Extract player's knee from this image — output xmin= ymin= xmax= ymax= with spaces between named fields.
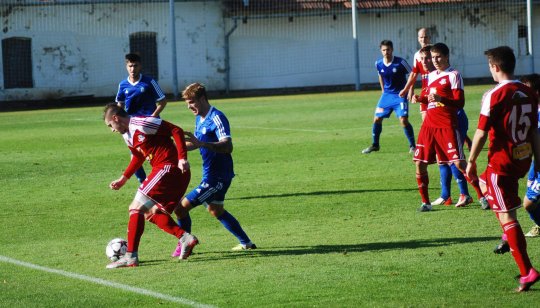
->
xmin=374 ymin=117 xmax=383 ymax=124
xmin=524 ymin=197 xmax=537 ymax=211
xmin=174 ymin=203 xmax=190 ymax=218
xmin=207 ymin=204 xmax=224 ymax=218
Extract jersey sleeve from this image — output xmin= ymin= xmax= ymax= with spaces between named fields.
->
xmin=477 ymin=91 xmax=493 ymax=131
xmin=115 ymin=82 xmax=125 ymax=103
xmin=212 ymin=113 xmax=231 ymax=141
xmin=401 ymin=59 xmax=412 ymax=74
xmin=159 ymin=120 xmax=188 ymax=160
xmin=150 ymin=79 xmax=166 ymax=102
xmin=123 ymin=147 xmax=145 ymax=179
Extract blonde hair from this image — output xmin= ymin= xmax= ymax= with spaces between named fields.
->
xmin=182 ymin=82 xmax=207 ymax=101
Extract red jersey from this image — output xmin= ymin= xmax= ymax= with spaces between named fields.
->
xmin=478 ymin=80 xmax=538 ymax=176
xmin=420 ymin=67 xmax=464 ymax=128
xmin=412 ymin=50 xmax=430 ymax=76
xmin=122 ymin=117 xmax=187 ymax=179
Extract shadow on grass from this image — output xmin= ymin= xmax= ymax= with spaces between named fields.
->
xmin=229 ymin=188 xmax=417 ymax=201
xmin=187 ymin=236 xmax=500 ymax=262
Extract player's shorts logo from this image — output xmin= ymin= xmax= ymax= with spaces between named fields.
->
xmin=202 ymin=127 xmax=207 ymax=134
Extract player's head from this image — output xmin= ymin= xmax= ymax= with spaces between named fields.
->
xmin=103 ymin=103 xmax=129 ymax=134
xmin=417 ymin=28 xmax=431 ymax=47
xmin=419 ymin=45 xmax=435 ymax=73
xmin=430 ymin=43 xmax=450 ymax=72
xmin=379 ymin=40 xmax=393 ymax=58
xmin=520 ymin=73 xmax=540 ymax=96
xmin=182 ymin=82 xmax=210 ymax=116
xmin=484 ymin=46 xmax=516 ymax=79
xmin=125 ymin=53 xmax=142 ymax=79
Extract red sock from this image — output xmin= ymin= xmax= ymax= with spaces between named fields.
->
xmin=416 ymin=172 xmax=429 ymax=204
xmin=127 ymin=209 xmax=145 ymax=253
xmin=147 ymin=210 xmax=186 ymax=238
xmin=503 ymin=221 xmax=532 ymax=276
xmin=465 ymin=175 xmax=484 ymax=199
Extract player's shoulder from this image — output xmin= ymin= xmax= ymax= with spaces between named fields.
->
xmin=130 ymin=116 xmax=162 ymax=134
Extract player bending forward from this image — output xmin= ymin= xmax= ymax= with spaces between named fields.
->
xmin=103 ymin=103 xmax=198 ymax=268
xmin=466 ymin=46 xmax=540 ymax=291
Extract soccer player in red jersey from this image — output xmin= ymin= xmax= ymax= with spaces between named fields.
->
xmin=466 ymin=46 xmax=540 ymax=291
xmin=400 ymin=28 xmax=431 ymax=102
xmin=412 ymin=43 xmax=483 ymax=212
xmin=103 ymin=103 xmax=199 ymax=268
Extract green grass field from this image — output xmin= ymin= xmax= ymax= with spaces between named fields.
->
xmin=2 ymin=85 xmax=540 ymax=307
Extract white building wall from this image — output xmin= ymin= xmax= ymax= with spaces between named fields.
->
xmin=0 ymin=3 xmax=539 ymax=101
xmin=0 ymin=2 xmax=225 ymax=101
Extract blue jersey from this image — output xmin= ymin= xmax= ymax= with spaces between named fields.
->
xmin=195 ymin=106 xmax=234 ymax=180
xmin=116 ymin=74 xmax=165 ymax=116
xmin=375 ymin=56 xmax=411 ymax=95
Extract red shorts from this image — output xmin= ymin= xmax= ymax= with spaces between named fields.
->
xmin=479 ymin=168 xmax=522 ymax=213
xmin=413 ymin=126 xmax=464 ymax=164
xmin=138 ymin=165 xmax=191 ymax=213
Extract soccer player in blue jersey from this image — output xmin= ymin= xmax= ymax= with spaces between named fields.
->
xmin=362 ymin=40 xmax=415 ymax=154
xmin=171 ymin=82 xmax=256 ymax=255
xmin=115 ymin=53 xmax=168 ymax=183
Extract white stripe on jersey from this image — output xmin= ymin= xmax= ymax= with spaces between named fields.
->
xmin=151 ymin=79 xmax=166 ymax=100
xmin=490 ymin=173 xmax=507 ymax=211
xmin=480 ymin=80 xmax=522 ymax=117
xmin=400 ymin=58 xmax=412 ymax=73
xmin=130 ymin=117 xmax=161 ymax=135
xmin=428 ymin=67 xmax=463 ymax=90
xmin=212 ymin=115 xmax=230 ymax=140
xmin=141 ymin=165 xmax=170 ymax=196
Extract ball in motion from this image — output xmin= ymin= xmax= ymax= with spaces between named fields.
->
xmin=105 ymin=238 xmax=127 ymax=261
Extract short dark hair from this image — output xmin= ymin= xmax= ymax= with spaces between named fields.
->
xmin=520 ymin=73 xmax=540 ymax=94
xmin=484 ymin=46 xmax=515 ymax=74
xmin=419 ymin=44 xmax=432 ymax=54
xmin=103 ymin=102 xmax=128 ymax=120
xmin=431 ymin=43 xmax=449 ymax=57
xmin=125 ymin=53 xmax=141 ymax=63
xmin=380 ymin=40 xmax=393 ymax=49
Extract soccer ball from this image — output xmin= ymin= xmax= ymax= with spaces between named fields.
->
xmin=105 ymin=238 xmax=127 ymax=261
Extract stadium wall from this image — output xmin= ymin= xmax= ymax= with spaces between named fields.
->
xmin=0 ymin=1 xmax=539 ymax=102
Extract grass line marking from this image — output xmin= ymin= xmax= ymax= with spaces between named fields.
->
xmin=0 ymin=255 xmax=215 ymax=308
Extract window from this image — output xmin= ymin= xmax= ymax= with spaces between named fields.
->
xmin=2 ymin=37 xmax=33 ymax=88
xmin=129 ymin=32 xmax=158 ymax=80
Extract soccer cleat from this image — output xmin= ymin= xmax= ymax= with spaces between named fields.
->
xmin=525 ymin=225 xmax=540 ymax=237
xmin=455 ymin=194 xmax=473 ymax=207
xmin=106 ymin=255 xmax=139 ymax=269
xmin=493 ymin=240 xmax=510 ymax=254
xmin=409 ymin=146 xmax=416 ymax=154
xmin=362 ymin=145 xmax=380 ymax=154
xmin=231 ymin=242 xmax=257 ymax=251
xmin=517 ymin=268 xmax=540 ymax=292
xmin=479 ymin=197 xmax=490 ymax=210
xmin=417 ymin=203 xmax=432 ymax=212
xmin=432 ymin=197 xmax=453 ymax=206
xmin=178 ymin=233 xmax=199 ymax=260
xmin=171 ymin=241 xmax=183 ymax=258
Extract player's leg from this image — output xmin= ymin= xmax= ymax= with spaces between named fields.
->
xmin=488 ymin=171 xmax=539 ymax=291
xmin=524 ymin=175 xmax=540 ymax=236
xmin=175 ymin=200 xmax=193 ymax=233
xmin=362 ymin=95 xmax=391 ymax=154
xmin=415 ymin=161 xmax=431 ymax=212
xmin=107 ymin=199 xmax=146 ymax=268
xmin=207 ymin=203 xmax=256 ymax=250
xmin=432 ymin=164 xmax=453 ymax=205
xmin=135 ymin=166 xmax=146 ymax=183
xmin=396 ymin=98 xmax=415 ymax=152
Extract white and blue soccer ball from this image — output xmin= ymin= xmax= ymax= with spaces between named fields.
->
xmin=105 ymin=238 xmax=127 ymax=261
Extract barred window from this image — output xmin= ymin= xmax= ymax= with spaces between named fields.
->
xmin=129 ymin=32 xmax=159 ymax=80
xmin=2 ymin=37 xmax=33 ymax=89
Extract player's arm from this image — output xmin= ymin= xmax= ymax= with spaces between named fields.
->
xmin=430 ymin=89 xmax=464 ymax=109
xmin=466 ymin=127 xmax=488 ymax=181
xmin=160 ymin=120 xmax=190 ymax=172
xmin=151 ymin=98 xmax=168 ymax=117
xmin=378 ymin=75 xmax=384 ymax=92
xmin=184 ymin=131 xmax=233 ymax=154
xmin=110 ymin=148 xmax=145 ymax=190
xmin=531 ymin=128 xmax=540 ymax=172
xmin=399 ymin=71 xmax=418 ymax=98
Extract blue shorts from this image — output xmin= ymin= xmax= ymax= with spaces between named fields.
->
xmin=526 ymin=177 xmax=540 ymax=203
xmin=185 ymin=178 xmax=232 ymax=207
xmin=375 ymin=93 xmax=408 ymax=118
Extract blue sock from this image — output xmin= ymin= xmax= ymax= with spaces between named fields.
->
xmin=439 ymin=164 xmax=451 ymax=200
xmin=403 ymin=123 xmax=415 ymax=148
xmin=177 ymin=214 xmax=192 ymax=233
xmin=217 ymin=210 xmax=251 ymax=245
xmin=135 ymin=167 xmax=146 ymax=184
xmin=451 ymin=164 xmax=469 ymax=196
xmin=372 ymin=122 xmax=382 ymax=147
xmin=528 ymin=205 xmax=540 ymax=226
